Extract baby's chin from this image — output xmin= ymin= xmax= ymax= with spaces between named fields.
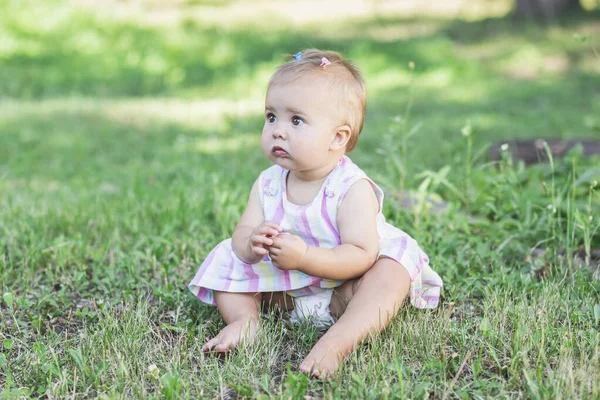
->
xmin=264 ymin=149 xmax=294 ymax=165
xmin=265 ymin=153 xmax=291 ymax=167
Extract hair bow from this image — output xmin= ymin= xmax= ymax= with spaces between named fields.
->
xmin=319 ymin=57 xmax=331 ymax=68
xmin=293 ymin=52 xmax=302 ymax=60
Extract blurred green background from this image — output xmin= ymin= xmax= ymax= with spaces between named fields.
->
xmin=1 ymin=0 xmax=599 ymax=182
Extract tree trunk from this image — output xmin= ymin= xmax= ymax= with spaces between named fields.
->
xmin=514 ymin=0 xmax=581 ymax=18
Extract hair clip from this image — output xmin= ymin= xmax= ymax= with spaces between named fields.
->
xmin=320 ymin=57 xmax=331 ymax=69
xmin=293 ymin=52 xmax=302 ymax=60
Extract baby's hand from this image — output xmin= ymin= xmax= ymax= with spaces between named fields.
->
xmin=248 ymin=221 xmax=282 ymax=258
xmin=269 ymin=233 xmax=307 ymax=271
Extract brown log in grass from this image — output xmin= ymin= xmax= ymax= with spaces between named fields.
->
xmin=488 ymin=138 xmax=600 ymax=165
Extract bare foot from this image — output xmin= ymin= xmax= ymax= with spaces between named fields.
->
xmin=202 ymin=317 xmax=259 ymax=353
xmin=299 ymin=338 xmax=348 ymax=379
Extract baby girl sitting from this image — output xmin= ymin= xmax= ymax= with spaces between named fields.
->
xmin=189 ymin=49 xmax=443 ymax=378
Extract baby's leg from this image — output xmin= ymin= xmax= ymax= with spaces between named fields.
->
xmin=203 ymin=291 xmax=294 ymax=352
xmin=202 ymin=291 xmax=262 ymax=352
xmin=299 ymin=258 xmax=410 ymax=378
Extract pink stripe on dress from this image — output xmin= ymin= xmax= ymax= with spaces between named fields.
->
xmin=300 ymin=210 xmax=320 ymax=247
xmin=196 ymin=287 xmax=210 ymax=301
xmin=221 ymin=257 xmax=235 ymax=291
xmin=284 ymin=271 xmax=291 ymax=289
xmin=190 ymin=246 xmax=217 ymax=284
xmin=420 ymin=295 xmax=440 ymax=303
xmin=392 ymin=236 xmax=408 ymax=260
xmin=337 ymin=176 xmax=356 ymax=207
xmin=242 ymin=262 xmax=260 ymax=292
xmin=272 ymin=199 xmax=285 ymax=225
xmin=263 ymin=178 xmax=272 ymax=190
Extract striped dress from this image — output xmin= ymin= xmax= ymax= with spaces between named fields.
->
xmin=189 ymin=156 xmax=443 ymax=308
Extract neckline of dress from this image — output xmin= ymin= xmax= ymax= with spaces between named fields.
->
xmin=281 ymin=156 xmax=347 ymax=209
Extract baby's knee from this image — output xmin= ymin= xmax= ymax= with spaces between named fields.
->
xmin=367 ymin=258 xmax=410 ymax=291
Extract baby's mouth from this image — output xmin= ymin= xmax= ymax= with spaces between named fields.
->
xmin=272 ymin=146 xmax=289 ymax=157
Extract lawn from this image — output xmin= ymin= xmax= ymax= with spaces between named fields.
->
xmin=1 ymin=0 xmax=599 ymax=398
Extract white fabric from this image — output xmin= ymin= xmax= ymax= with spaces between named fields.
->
xmin=289 ymin=289 xmax=335 ymax=329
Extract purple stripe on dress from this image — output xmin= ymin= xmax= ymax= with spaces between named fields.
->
xmin=338 ymin=176 xmax=362 ymax=207
xmin=393 ymin=236 xmax=408 ymax=261
xmin=242 ymin=262 xmax=260 ymax=292
xmin=389 ymin=236 xmax=420 ymax=281
xmin=221 ymin=257 xmax=235 ymax=291
xmin=196 ymin=287 xmax=211 ymax=301
xmin=263 ymin=179 xmax=272 ymax=192
xmin=417 ymin=249 xmax=429 ymax=265
xmin=300 ymin=210 xmax=320 ymax=247
xmin=321 ymin=191 xmax=341 ymax=245
xmin=272 ymin=199 xmax=285 ymax=225
xmin=420 ymin=295 xmax=440 ymax=302
xmin=422 ymin=279 xmax=442 ymax=287
xmin=284 ymin=271 xmax=291 ymax=289
xmin=410 ymin=269 xmax=420 ymax=281
xmin=190 ymin=246 xmax=217 ymax=284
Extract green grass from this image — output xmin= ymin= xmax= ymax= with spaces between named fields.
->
xmin=1 ymin=1 xmax=599 ymax=398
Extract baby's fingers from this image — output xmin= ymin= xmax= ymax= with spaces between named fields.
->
xmin=256 ymin=225 xmax=281 ymax=237
xmin=250 ymin=234 xmax=274 ymax=247
xmin=251 ymin=246 xmax=268 ymax=256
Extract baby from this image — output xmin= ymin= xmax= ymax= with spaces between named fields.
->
xmin=189 ymin=49 xmax=443 ymax=378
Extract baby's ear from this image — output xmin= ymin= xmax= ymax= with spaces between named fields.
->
xmin=330 ymin=125 xmax=352 ymax=151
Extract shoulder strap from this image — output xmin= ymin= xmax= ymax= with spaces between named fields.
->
xmin=333 ymin=157 xmax=384 ymax=212
xmin=257 ymin=165 xmax=286 ymax=221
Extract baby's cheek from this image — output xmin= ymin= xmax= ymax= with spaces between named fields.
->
xmin=260 ymin=136 xmax=269 ymax=151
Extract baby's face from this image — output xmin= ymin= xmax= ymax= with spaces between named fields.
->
xmin=262 ymin=78 xmax=341 ymax=172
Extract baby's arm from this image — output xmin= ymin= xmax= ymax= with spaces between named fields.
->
xmin=232 ymin=179 xmax=281 ymax=264
xmin=270 ymin=179 xmax=379 ymax=280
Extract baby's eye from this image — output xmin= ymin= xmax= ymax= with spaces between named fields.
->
xmin=291 ymin=116 xmax=304 ymax=126
xmin=266 ymin=113 xmax=276 ymax=123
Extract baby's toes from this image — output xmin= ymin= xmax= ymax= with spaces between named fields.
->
xmin=312 ymin=367 xmax=327 ymax=380
xmin=300 ymin=358 xmax=331 ymax=379
xmin=215 ymin=339 xmax=233 ymax=353
xmin=202 ymin=337 xmax=220 ymax=352
xmin=299 ymin=359 xmax=316 ymax=375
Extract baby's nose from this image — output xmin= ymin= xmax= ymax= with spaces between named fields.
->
xmin=273 ymin=128 xmax=286 ymax=139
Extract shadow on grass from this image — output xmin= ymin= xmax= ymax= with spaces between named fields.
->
xmin=0 ymin=109 xmax=268 ymax=186
xmin=1 ymin=6 xmax=598 ymax=98
xmin=2 ymin=69 xmax=598 ymax=188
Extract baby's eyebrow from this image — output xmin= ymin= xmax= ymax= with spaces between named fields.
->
xmin=264 ymin=105 xmax=306 ymax=116
xmin=285 ymin=107 xmax=306 ymax=115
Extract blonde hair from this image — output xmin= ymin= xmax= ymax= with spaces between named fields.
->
xmin=268 ymin=49 xmax=367 ymax=153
